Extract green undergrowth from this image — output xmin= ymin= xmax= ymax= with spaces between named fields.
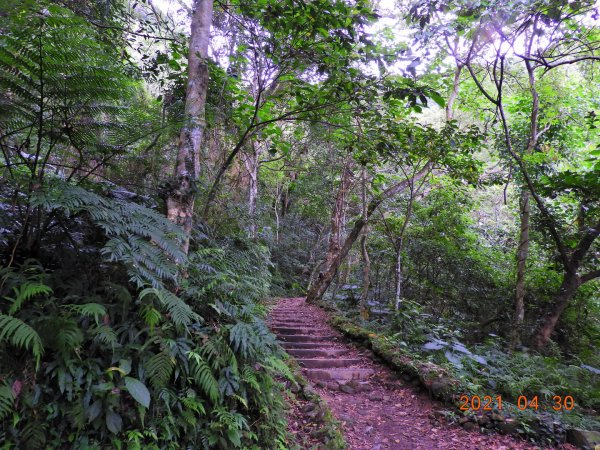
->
xmin=319 ymin=299 xmax=600 ymax=446
xmin=0 ymin=179 xmax=293 ymax=449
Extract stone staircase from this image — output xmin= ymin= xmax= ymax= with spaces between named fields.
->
xmin=268 ymin=299 xmax=374 ymax=384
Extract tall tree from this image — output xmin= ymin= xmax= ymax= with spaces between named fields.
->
xmin=444 ymin=0 xmax=600 ymax=349
xmin=166 ymin=0 xmax=214 ymax=253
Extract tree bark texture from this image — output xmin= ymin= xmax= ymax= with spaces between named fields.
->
xmin=533 ymin=218 xmax=600 ymax=349
xmin=166 ymin=0 xmax=213 ymax=254
xmin=306 ymin=160 xmax=353 ymax=301
xmin=533 ymin=273 xmax=580 ymax=350
xmin=306 ymin=163 xmax=431 ymax=304
xmin=359 ymin=167 xmax=370 ymax=319
xmin=510 ymin=43 xmax=540 ymax=349
xmin=510 ymin=188 xmax=530 ymax=349
xmin=243 ymin=141 xmax=260 ymax=238
xmin=393 ymin=237 xmax=404 ymax=311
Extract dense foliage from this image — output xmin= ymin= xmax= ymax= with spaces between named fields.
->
xmin=0 ymin=0 xmax=599 ymax=447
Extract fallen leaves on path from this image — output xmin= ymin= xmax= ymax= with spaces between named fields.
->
xmin=271 ymin=298 xmax=578 ymax=450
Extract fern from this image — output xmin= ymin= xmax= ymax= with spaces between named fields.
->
xmin=7 ymin=282 xmax=52 ymax=315
xmin=21 ymin=420 xmax=46 ymax=449
xmin=64 ymin=303 xmax=107 ymax=324
xmin=139 ymin=288 xmax=200 ymax=328
xmin=0 ymin=383 xmax=15 ymax=420
xmin=30 ymin=180 xmax=186 ymax=289
xmin=228 ymin=322 xmax=259 ymax=359
xmin=201 ymin=335 xmax=238 ymax=373
xmin=188 ymin=351 xmax=220 ymax=404
xmin=0 ymin=314 xmax=43 ymax=367
xmin=145 ymin=351 xmax=175 ymax=389
xmin=262 ymin=356 xmax=296 ymax=383
xmin=89 ymin=324 xmax=117 ymax=346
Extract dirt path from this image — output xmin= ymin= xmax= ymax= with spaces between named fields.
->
xmin=269 ymin=297 xmax=549 ymax=450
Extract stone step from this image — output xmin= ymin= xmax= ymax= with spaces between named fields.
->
xmin=277 ymin=334 xmax=337 ymax=343
xmin=281 ymin=342 xmax=335 ymax=349
xmin=269 ymin=315 xmax=304 ymax=320
xmin=297 ymin=358 xmax=362 ymax=369
xmin=286 ymin=348 xmax=349 ymax=358
xmin=269 ymin=325 xmax=315 ymax=330
xmin=304 ymin=367 xmax=375 ymax=382
xmin=269 ymin=319 xmax=305 ymax=324
xmin=271 ymin=326 xmax=323 ymax=335
xmin=269 ymin=323 xmax=316 ymax=329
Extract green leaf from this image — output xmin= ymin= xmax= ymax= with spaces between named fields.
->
xmin=428 ymin=91 xmax=446 ymax=108
xmin=119 ymin=359 xmax=132 ymax=376
xmin=86 ymin=400 xmax=103 ymax=422
xmin=124 ymin=377 xmax=151 ymax=408
xmin=105 ymin=410 xmax=122 ymax=434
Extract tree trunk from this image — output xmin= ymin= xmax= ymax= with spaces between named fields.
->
xmin=510 ymin=188 xmax=530 ymax=349
xmin=359 ymin=167 xmax=370 ymax=319
xmin=244 ymin=141 xmax=259 ymax=238
xmin=166 ymin=0 xmax=213 ymax=254
xmin=393 ymin=238 xmax=403 ymax=310
xmin=446 ymin=64 xmax=462 ymax=122
xmin=533 ymin=272 xmax=580 ymax=350
xmin=306 ymin=161 xmax=353 ymax=301
xmin=306 ymin=163 xmax=431 ymax=304
xmin=510 ymin=48 xmax=539 ymax=348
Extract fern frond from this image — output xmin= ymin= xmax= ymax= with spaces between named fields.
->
xmin=89 ymin=324 xmax=117 ymax=346
xmin=30 ymin=179 xmax=186 ymax=290
xmin=188 ymin=351 xmax=219 ymax=404
xmin=139 ymin=288 xmax=200 ymax=328
xmin=0 ymin=383 xmax=15 ymax=420
xmin=64 ymin=303 xmax=107 ymax=323
xmin=201 ymin=335 xmax=238 ymax=373
xmin=228 ymin=322 xmax=258 ymax=359
xmin=262 ymin=356 xmax=296 ymax=383
xmin=0 ymin=314 xmax=43 ymax=367
xmin=21 ymin=420 xmax=46 ymax=449
xmin=7 ymin=282 xmax=52 ymax=315
xmin=144 ymin=351 xmax=175 ymax=389
xmin=37 ymin=317 xmax=83 ymax=356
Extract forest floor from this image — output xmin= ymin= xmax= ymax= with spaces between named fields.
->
xmin=270 ymin=297 xmax=576 ymax=450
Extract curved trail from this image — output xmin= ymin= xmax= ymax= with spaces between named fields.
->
xmin=269 ymin=298 xmax=544 ymax=450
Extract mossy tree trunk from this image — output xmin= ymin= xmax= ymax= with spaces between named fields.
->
xmin=166 ymin=0 xmax=213 ymax=254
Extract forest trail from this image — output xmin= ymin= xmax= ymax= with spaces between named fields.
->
xmin=268 ymin=298 xmax=541 ymax=450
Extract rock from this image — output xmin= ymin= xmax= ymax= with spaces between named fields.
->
xmin=463 ymin=421 xmax=479 ymax=432
xmin=326 ymin=381 xmax=340 ymax=390
xmin=459 ymin=416 xmax=471 ymax=425
xmin=290 ymin=382 xmax=300 ymax=393
xmin=401 ymin=373 xmax=413 ymax=382
xmin=365 ymin=425 xmax=374 ymax=435
xmin=430 ymin=409 xmax=450 ymax=421
xmin=369 ymin=393 xmax=384 ymax=402
xmin=347 ymin=380 xmax=361 ymax=391
xmin=477 ymin=415 xmax=491 ymax=426
xmin=315 ymin=381 xmax=327 ymax=388
xmin=497 ymin=419 xmax=519 ymax=435
xmin=358 ymin=381 xmax=372 ymax=392
xmin=490 ymin=412 xmax=504 ymax=422
xmin=383 ymin=395 xmax=391 ymax=402
xmin=370 ymin=444 xmax=382 ymax=450
xmin=430 ymin=377 xmax=454 ymax=401
xmin=309 ymin=428 xmax=327 ymax=439
xmin=339 ymin=384 xmax=355 ymax=394
xmin=303 ymin=385 xmax=316 ymax=397
xmin=302 ymin=403 xmax=317 ymax=413
xmin=410 ymin=378 xmax=422 ymax=388
xmin=567 ymin=429 xmax=600 ymax=448
xmin=306 ymin=408 xmax=320 ymax=419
